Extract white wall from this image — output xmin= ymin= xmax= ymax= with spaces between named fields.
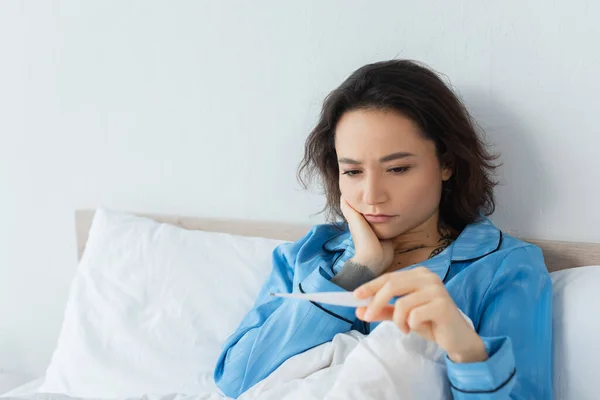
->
xmin=1 ymin=0 xmax=599 ymax=377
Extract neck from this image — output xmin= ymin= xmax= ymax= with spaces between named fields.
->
xmin=391 ymin=211 xmax=445 ymax=253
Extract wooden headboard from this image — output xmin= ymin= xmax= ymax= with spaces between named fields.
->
xmin=75 ymin=210 xmax=600 ymax=273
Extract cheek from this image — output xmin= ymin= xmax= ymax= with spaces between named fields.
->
xmin=393 ymin=170 xmax=443 ymax=210
xmin=338 ymin=179 xmax=359 ymax=200
xmin=408 ymin=176 xmax=442 ymax=202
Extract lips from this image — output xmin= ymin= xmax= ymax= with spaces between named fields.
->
xmin=363 ymin=214 xmax=395 ymax=223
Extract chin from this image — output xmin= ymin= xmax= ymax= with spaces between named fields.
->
xmin=370 ymin=223 xmax=404 ymax=240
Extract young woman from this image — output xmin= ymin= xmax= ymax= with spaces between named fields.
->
xmin=214 ymin=60 xmax=552 ymax=399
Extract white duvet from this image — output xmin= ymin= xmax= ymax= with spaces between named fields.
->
xmin=3 ymin=320 xmax=455 ymax=400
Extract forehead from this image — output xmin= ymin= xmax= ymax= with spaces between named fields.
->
xmin=334 ymin=109 xmax=432 ymax=155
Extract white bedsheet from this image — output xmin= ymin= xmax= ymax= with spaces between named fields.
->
xmin=2 ymin=318 xmax=456 ymax=400
xmin=239 ymin=321 xmax=450 ymax=400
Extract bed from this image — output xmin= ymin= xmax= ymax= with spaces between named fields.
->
xmin=2 ymin=209 xmax=600 ymax=400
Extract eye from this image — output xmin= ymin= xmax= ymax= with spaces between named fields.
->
xmin=342 ymin=170 xmax=361 ymax=177
xmin=388 ymin=166 xmax=410 ymax=174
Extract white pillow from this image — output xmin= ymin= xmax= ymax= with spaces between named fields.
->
xmin=40 ymin=208 xmax=287 ymax=398
xmin=551 ymin=265 xmax=600 ymax=400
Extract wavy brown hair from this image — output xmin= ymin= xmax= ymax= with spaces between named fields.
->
xmin=297 ymin=59 xmax=499 ymax=233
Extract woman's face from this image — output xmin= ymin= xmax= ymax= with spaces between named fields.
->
xmin=335 ymin=109 xmax=452 ymax=240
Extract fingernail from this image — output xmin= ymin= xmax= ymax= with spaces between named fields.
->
xmin=363 ymin=309 xmax=373 ymax=321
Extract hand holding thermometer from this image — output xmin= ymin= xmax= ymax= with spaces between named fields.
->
xmin=270 ymin=291 xmax=400 ymax=308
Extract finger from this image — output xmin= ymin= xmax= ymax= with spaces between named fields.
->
xmin=356 ymin=305 xmax=394 ymax=321
xmin=392 ymin=287 xmax=438 ymax=333
xmin=362 ymin=281 xmax=401 ymax=321
xmin=411 ymin=321 xmax=434 ymax=342
xmin=362 ymin=269 xmax=441 ymax=321
xmin=355 ymin=266 xmax=437 ymax=299
xmin=340 ymin=197 xmax=360 ymax=223
xmin=339 ymin=197 xmax=351 ymax=219
xmin=353 ymin=273 xmax=389 ymax=299
xmin=340 ymin=199 xmax=379 ymax=245
xmin=407 ymin=298 xmax=445 ymax=330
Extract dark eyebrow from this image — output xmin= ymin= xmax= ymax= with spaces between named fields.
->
xmin=338 ymin=152 xmax=416 ymax=165
xmin=379 ymin=152 xmax=416 ymax=162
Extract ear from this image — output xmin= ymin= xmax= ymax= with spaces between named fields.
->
xmin=441 ymin=165 xmax=453 ymax=182
xmin=440 ymin=153 xmax=453 ymax=182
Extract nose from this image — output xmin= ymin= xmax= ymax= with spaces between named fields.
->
xmin=363 ymin=173 xmax=388 ymax=206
